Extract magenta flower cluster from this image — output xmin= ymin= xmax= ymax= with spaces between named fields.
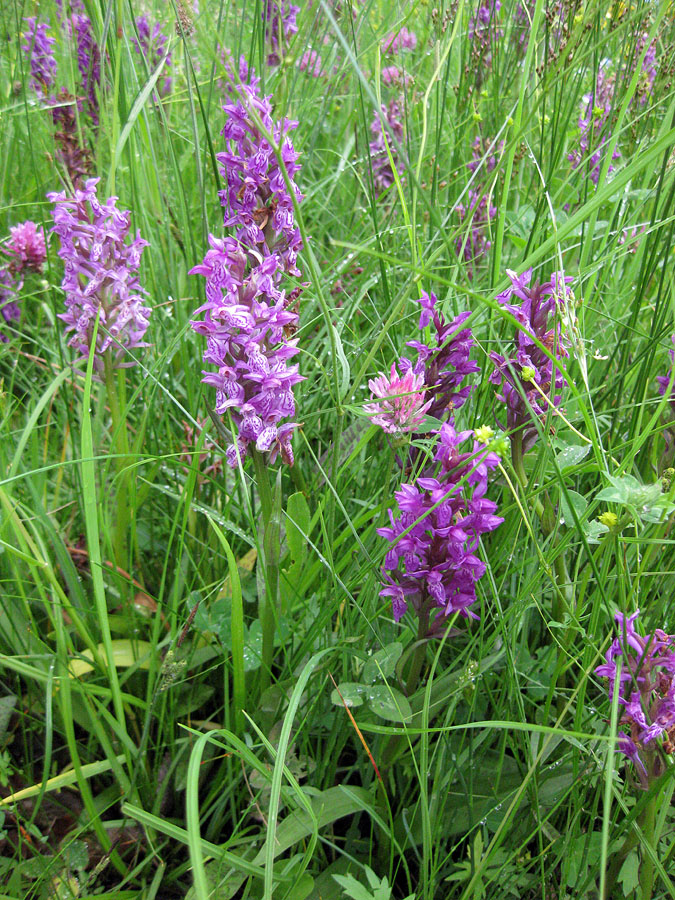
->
xmin=378 ymin=423 xmax=503 ymax=625
xmin=0 ymin=221 xmax=47 ymax=341
xmin=190 ymin=60 xmax=304 ymax=467
xmin=489 ymin=268 xmax=572 ymax=451
xmin=595 ymin=610 xmax=675 ymax=788
xmin=48 ymin=178 xmax=151 ymax=370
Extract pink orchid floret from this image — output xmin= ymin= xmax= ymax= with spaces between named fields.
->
xmin=365 ymin=363 xmax=432 ymax=435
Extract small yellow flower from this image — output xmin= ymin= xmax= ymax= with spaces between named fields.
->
xmin=521 ymin=366 xmax=536 ymax=383
xmin=475 ymin=424 xmax=495 ymax=443
xmin=598 ymin=511 xmax=619 ymax=527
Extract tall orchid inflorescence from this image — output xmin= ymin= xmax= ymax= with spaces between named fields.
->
xmin=22 ymin=18 xmax=57 ymax=94
xmin=72 ymin=13 xmax=101 ymax=122
xmin=369 ymin=292 xmax=502 ymax=630
xmin=132 ymin=15 xmax=172 ymax=96
xmin=490 ymin=268 xmax=572 ymax=453
xmin=369 ymin=99 xmax=405 ymax=196
xmin=264 ymin=1 xmax=299 ymax=66
xmin=595 ymin=610 xmax=675 ymax=789
xmin=378 ymin=423 xmax=503 ymax=628
xmin=468 ymin=0 xmax=503 ymax=86
xmin=22 ymin=13 xmax=98 ymax=184
xmin=568 ymin=64 xmax=621 ymax=186
xmin=48 ymin=178 xmax=151 ymax=370
xmin=190 ymin=60 xmax=305 ymax=467
xmin=456 ymin=137 xmax=500 ymax=273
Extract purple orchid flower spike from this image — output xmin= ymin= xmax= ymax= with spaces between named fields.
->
xmin=489 ymin=268 xmax=573 ymax=452
xmin=48 ymin=178 xmax=151 ymax=370
xmin=595 ymin=609 xmax=675 ymax=788
xmin=190 ymin=58 xmax=306 ymax=467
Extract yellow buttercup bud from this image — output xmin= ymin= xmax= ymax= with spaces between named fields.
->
xmin=475 ymin=425 xmax=495 ymax=443
xmin=598 ymin=511 xmax=619 ymax=527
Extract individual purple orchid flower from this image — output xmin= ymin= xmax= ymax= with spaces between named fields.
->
xmin=595 ymin=610 xmax=675 ymax=788
xmin=378 ymin=423 xmax=502 ymax=626
xmin=48 ymin=178 xmax=151 ymax=370
xmin=489 ymin=268 xmax=572 ymax=452
xmin=22 ymin=18 xmax=57 ymax=95
xmin=190 ymin=59 xmax=306 ymax=467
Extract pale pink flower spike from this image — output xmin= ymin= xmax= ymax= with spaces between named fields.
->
xmin=365 ymin=363 xmax=432 ymax=435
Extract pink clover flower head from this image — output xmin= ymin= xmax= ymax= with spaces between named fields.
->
xmin=381 ymin=65 xmax=413 ymax=87
xmin=377 ymin=425 xmax=502 ymax=624
xmin=5 ymin=221 xmax=47 ymax=274
xmin=22 ymin=18 xmax=57 ymax=95
xmin=365 ymin=363 xmax=432 ymax=435
xmin=48 ymin=178 xmax=151 ymax=371
xmin=489 ymin=268 xmax=572 ymax=452
xmin=298 ymin=49 xmax=324 ymax=77
xmin=382 ymin=26 xmax=417 ymax=55
xmin=595 ymin=610 xmax=675 ymax=787
xmin=191 ymin=60 xmax=306 ymax=468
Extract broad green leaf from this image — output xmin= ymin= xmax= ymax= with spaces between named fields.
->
xmin=362 ymin=643 xmax=403 ymax=684
xmin=366 ymin=686 xmax=412 ymax=723
xmin=559 ymin=490 xmax=587 ymax=527
xmin=331 ymin=683 xmax=365 ymax=708
xmin=555 ymin=443 xmax=591 ymax=470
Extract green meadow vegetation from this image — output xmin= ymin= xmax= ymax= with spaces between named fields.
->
xmin=2 ymin=0 xmax=675 ymax=897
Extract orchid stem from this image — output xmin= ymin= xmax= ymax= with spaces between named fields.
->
xmin=252 ymin=449 xmax=278 ymax=695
